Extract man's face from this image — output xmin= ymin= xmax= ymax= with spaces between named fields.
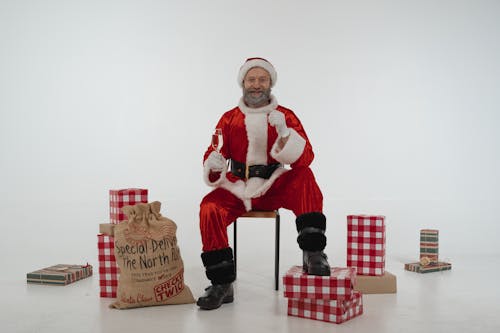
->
xmin=243 ymin=67 xmax=272 ymax=108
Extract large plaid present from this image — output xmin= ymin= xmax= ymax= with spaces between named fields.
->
xmin=98 ymin=234 xmax=119 ymax=298
xmin=287 ymin=291 xmax=363 ymax=324
xmin=347 ymin=215 xmax=385 ymax=276
xmin=283 ymin=266 xmax=356 ymax=301
xmin=109 ymin=188 xmax=148 ymax=224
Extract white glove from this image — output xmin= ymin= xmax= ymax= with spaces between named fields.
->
xmin=205 ymin=151 xmax=226 ymax=172
xmin=268 ymin=110 xmax=290 ymax=138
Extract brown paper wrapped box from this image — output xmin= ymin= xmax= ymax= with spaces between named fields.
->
xmin=99 ymin=223 xmax=115 ymax=236
xmin=353 ymin=271 xmax=397 ymax=294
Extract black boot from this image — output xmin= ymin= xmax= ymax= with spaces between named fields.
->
xmin=197 ymin=248 xmax=236 ymax=310
xmin=197 ymin=283 xmax=234 ymax=310
xmin=303 ymin=251 xmax=330 ymax=276
xmin=296 ymin=212 xmax=331 ymax=276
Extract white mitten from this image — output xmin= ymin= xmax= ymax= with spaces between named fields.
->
xmin=268 ymin=110 xmax=290 ymax=138
xmin=205 ymin=151 xmax=226 ymax=172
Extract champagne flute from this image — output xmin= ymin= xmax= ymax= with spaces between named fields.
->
xmin=211 ymin=128 xmax=223 ymax=153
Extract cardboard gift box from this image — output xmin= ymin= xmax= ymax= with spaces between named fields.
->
xmin=27 ymin=264 xmax=93 ymax=285
xmin=404 ymin=262 xmax=452 ymax=273
xmin=347 ymin=214 xmax=386 ymax=276
xmin=98 ymin=234 xmax=119 ymax=297
xmin=287 ymin=291 xmax=363 ymax=324
xmin=109 ymin=188 xmax=148 ymax=224
xmin=354 ymin=271 xmax=397 ymax=294
xmin=283 ymin=266 xmax=356 ymax=301
xmin=99 ymin=223 xmax=115 ymax=237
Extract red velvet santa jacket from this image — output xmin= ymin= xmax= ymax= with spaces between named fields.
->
xmin=203 ymin=95 xmax=315 ymax=211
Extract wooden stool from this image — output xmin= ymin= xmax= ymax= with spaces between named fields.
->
xmin=233 ymin=210 xmax=280 ymax=290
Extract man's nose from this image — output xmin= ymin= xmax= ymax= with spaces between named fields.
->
xmin=251 ymin=81 xmax=261 ymax=89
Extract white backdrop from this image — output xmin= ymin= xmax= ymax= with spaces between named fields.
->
xmin=1 ymin=0 xmax=499 ymax=278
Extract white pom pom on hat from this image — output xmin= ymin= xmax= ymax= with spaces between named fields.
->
xmin=237 ymin=57 xmax=277 ymax=88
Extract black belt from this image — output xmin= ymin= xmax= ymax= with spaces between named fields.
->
xmin=230 ymin=160 xmax=281 ymax=180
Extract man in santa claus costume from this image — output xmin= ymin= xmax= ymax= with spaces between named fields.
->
xmin=197 ymin=58 xmax=330 ymax=310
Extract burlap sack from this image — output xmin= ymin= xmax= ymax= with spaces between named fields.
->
xmin=111 ymin=201 xmax=195 ymax=309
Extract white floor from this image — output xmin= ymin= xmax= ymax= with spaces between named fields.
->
xmin=2 ymin=253 xmax=499 ymax=333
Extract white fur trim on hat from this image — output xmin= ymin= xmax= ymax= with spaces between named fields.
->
xmin=238 ymin=57 xmax=277 ymax=88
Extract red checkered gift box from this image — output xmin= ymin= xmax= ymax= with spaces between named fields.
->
xmin=287 ymin=291 xmax=363 ymax=324
xmin=347 ymin=215 xmax=386 ymax=276
xmin=283 ymin=266 xmax=356 ymax=301
xmin=109 ymin=188 xmax=148 ymax=224
xmin=98 ymin=234 xmax=119 ymax=298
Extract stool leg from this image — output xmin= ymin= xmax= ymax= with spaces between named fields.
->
xmin=275 ymin=212 xmax=280 ymax=291
xmin=233 ymin=219 xmax=237 ymax=279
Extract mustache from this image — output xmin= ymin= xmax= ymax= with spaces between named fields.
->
xmin=244 ymin=87 xmax=271 ymax=94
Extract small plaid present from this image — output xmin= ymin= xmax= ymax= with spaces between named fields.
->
xmin=347 ymin=215 xmax=385 ymax=276
xmin=109 ymin=188 xmax=148 ymax=224
xmin=287 ymin=291 xmax=363 ymax=324
xmin=420 ymin=229 xmax=439 ymax=264
xmin=98 ymin=234 xmax=119 ymax=298
xmin=283 ymin=266 xmax=356 ymax=301
xmin=27 ymin=264 xmax=93 ymax=285
xmin=405 ymin=262 xmax=451 ymax=273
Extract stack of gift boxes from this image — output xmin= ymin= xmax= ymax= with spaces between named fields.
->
xmin=283 ymin=266 xmax=362 ymax=324
xmin=404 ymin=229 xmax=452 ymax=273
xmin=282 ymin=214 xmax=397 ymax=324
xmin=347 ymin=215 xmax=397 ymax=294
xmin=97 ymin=188 xmax=148 ymax=298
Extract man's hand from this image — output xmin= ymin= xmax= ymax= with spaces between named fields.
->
xmin=205 ymin=151 xmax=226 ymax=172
xmin=268 ymin=110 xmax=290 ymax=138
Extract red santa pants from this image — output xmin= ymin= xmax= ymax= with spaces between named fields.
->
xmin=199 ymin=167 xmax=323 ymax=252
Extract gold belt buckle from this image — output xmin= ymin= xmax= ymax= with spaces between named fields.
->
xmin=245 ymin=164 xmax=250 ymax=179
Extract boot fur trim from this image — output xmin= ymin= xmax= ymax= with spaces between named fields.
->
xmin=296 ymin=212 xmax=326 ymax=232
xmin=201 ymin=247 xmax=233 ymax=267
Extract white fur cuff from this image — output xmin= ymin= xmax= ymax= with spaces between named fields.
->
xmin=270 ymin=128 xmax=306 ymax=164
xmin=203 ymin=162 xmax=227 ymax=187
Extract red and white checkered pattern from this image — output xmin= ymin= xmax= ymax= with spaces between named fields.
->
xmin=283 ymin=266 xmax=356 ymax=301
xmin=109 ymin=188 xmax=148 ymax=224
xmin=98 ymin=234 xmax=119 ymax=298
xmin=287 ymin=291 xmax=363 ymax=324
xmin=347 ymin=215 xmax=386 ymax=276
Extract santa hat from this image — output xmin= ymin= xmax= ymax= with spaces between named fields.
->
xmin=237 ymin=57 xmax=277 ymax=88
